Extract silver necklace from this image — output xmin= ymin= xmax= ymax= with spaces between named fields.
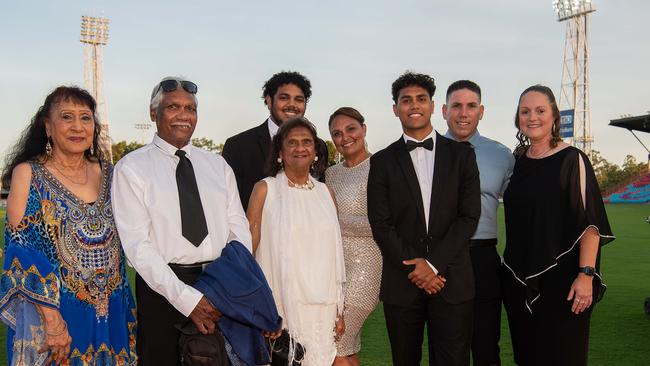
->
xmin=287 ymin=177 xmax=315 ymax=190
xmin=527 ymin=145 xmax=553 ymax=159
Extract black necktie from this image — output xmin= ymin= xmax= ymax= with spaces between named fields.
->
xmin=175 ymin=150 xmax=208 ymax=247
xmin=406 ymin=138 xmax=434 ymax=152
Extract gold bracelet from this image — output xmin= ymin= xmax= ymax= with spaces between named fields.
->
xmin=45 ymin=320 xmax=67 ymax=337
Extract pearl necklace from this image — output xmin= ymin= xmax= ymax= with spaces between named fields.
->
xmin=287 ymin=177 xmax=315 ymax=190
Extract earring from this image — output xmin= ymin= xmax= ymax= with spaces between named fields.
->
xmin=90 ymin=144 xmax=95 ymax=156
xmin=314 ymin=156 xmax=318 ymax=162
xmin=277 ymin=157 xmax=283 ymax=169
xmin=45 ymin=138 xmax=53 ymax=157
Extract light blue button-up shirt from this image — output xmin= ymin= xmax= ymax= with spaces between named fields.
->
xmin=445 ymin=130 xmax=515 ymax=240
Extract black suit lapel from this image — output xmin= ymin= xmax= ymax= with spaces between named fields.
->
xmin=394 ymin=139 xmax=427 ymax=230
xmin=255 ymin=121 xmax=272 ymax=160
xmin=428 ymin=133 xmax=449 ymax=232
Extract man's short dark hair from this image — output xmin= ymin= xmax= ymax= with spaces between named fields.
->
xmin=391 ymin=72 xmax=436 ymax=103
xmin=262 ymin=71 xmax=312 ymax=102
xmin=446 ymin=80 xmax=482 ymax=103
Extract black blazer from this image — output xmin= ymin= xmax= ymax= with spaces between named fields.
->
xmin=367 ymin=133 xmax=481 ymax=305
xmin=222 ymin=121 xmax=328 ymax=210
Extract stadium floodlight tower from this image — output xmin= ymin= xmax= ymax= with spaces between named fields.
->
xmin=134 ymin=122 xmax=152 ymax=144
xmin=553 ymin=0 xmax=596 ymax=156
xmin=80 ymin=15 xmax=112 ymax=161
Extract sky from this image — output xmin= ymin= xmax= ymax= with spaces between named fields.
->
xmin=1 ymin=0 xmax=649 ymax=165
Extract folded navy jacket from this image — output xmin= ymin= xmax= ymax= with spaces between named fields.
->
xmin=193 ymin=241 xmax=282 ymax=366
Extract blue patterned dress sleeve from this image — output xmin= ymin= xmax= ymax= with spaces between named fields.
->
xmin=0 ymin=162 xmax=137 ymax=366
xmin=1 ymin=179 xmax=58 ymax=366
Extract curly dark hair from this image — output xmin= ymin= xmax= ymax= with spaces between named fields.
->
xmin=391 ymin=71 xmax=436 ymax=103
xmin=513 ymin=84 xmax=562 ymax=157
xmin=266 ymin=117 xmax=327 ymax=178
xmin=446 ymin=80 xmax=481 ymax=102
xmin=262 ymin=71 xmax=312 ymax=103
xmin=1 ymin=86 xmax=104 ymax=188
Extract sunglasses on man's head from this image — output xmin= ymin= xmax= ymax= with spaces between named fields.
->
xmin=158 ymin=79 xmax=198 ymax=95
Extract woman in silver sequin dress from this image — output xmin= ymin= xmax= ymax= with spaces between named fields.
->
xmin=326 ymin=107 xmax=382 ymax=366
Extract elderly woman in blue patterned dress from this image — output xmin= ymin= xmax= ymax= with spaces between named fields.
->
xmin=326 ymin=107 xmax=382 ymax=366
xmin=0 ymin=86 xmax=137 ymax=366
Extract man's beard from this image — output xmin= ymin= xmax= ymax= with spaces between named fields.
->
xmin=270 ymin=103 xmax=303 ymax=126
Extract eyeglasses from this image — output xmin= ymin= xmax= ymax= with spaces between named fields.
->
xmin=155 ymin=79 xmax=198 ymax=96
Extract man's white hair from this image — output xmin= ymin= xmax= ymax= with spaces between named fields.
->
xmin=150 ymin=76 xmax=198 ymax=110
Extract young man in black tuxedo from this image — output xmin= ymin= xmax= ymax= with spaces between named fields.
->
xmin=222 ymin=71 xmax=327 ymax=210
xmin=367 ymin=72 xmax=481 ymax=366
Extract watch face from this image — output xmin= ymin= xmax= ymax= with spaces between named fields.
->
xmin=581 ymin=266 xmax=595 ymax=276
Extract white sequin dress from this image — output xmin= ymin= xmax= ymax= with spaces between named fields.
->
xmin=326 ymin=158 xmax=382 ymax=356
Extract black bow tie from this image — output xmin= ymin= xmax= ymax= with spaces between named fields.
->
xmin=406 ymin=138 xmax=434 ymax=152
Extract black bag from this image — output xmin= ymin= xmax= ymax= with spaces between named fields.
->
xmin=268 ymin=329 xmax=306 ymax=366
xmin=176 ymin=321 xmax=229 ymax=366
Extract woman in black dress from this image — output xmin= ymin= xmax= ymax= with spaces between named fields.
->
xmin=502 ymin=85 xmax=615 ymax=366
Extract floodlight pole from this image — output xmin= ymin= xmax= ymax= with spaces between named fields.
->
xmin=80 ymin=15 xmax=112 ymax=162
xmin=134 ymin=123 xmax=152 ymax=145
xmin=554 ymin=0 xmax=595 ymax=157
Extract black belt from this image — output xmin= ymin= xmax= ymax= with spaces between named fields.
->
xmin=169 ymin=261 xmax=211 ymax=276
xmin=469 ymin=238 xmax=497 ymax=248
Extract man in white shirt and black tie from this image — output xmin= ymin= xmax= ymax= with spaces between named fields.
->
xmin=112 ymin=77 xmax=252 ymax=365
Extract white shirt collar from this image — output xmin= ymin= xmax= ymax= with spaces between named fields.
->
xmin=403 ymin=130 xmax=437 ymax=144
xmin=444 ymin=129 xmax=481 ymax=145
xmin=267 ymin=118 xmax=280 ymax=139
xmin=152 ymin=133 xmax=193 ymax=157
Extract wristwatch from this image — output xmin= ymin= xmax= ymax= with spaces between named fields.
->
xmin=578 ymin=266 xmax=596 ymax=276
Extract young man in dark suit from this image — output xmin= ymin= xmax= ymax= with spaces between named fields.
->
xmin=367 ymin=71 xmax=481 ymax=366
xmin=222 ymin=71 xmax=327 ymax=210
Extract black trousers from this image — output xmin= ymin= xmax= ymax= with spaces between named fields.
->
xmin=502 ymin=251 xmax=594 ymax=366
xmin=136 ymin=267 xmax=202 ymax=366
xmin=384 ymin=295 xmax=473 ymax=366
xmin=470 ymin=243 xmax=502 ymax=366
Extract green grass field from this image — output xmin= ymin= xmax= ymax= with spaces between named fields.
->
xmin=1 ymin=204 xmax=649 ymax=365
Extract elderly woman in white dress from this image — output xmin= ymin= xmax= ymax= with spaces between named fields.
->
xmin=247 ymin=117 xmax=346 ymax=366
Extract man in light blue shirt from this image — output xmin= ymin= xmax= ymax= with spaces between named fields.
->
xmin=443 ymin=80 xmax=515 ymax=366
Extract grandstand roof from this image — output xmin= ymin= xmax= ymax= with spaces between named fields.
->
xmin=610 ymin=114 xmax=650 ymax=134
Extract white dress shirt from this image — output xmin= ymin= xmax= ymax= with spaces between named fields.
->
xmin=403 ymin=130 xmax=438 ymax=274
xmin=403 ymin=131 xmax=436 ymax=229
xmin=112 ymin=134 xmax=252 ymax=316
xmin=267 ymin=118 xmax=280 ymax=140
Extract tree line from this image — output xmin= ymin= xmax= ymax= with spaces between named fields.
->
xmin=591 ymin=150 xmax=648 ymax=195
xmin=111 ymin=139 xmax=340 ymax=166
xmin=112 ymin=141 xmax=646 ymax=196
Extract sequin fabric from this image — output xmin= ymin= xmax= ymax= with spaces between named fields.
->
xmin=35 ymin=163 xmax=123 ymax=319
xmin=326 ymin=158 xmax=382 ymax=356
